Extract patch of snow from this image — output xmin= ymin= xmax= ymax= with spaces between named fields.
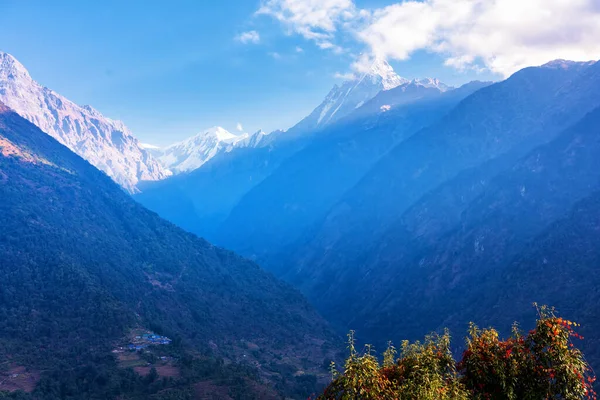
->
xmin=411 ymin=78 xmax=453 ymax=92
xmin=140 ymin=143 xmax=161 ymax=150
xmin=234 ymin=129 xmax=276 ymax=149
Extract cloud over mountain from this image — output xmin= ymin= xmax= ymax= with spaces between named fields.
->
xmin=258 ymin=0 xmax=600 ymax=76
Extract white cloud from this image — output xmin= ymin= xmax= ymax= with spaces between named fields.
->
xmin=351 ymin=53 xmax=379 ymax=74
xmin=236 ymin=30 xmax=261 ymax=44
xmin=236 ymin=122 xmax=244 ymax=132
xmin=333 ymin=71 xmax=355 ymax=80
xmin=317 ymin=41 xmax=345 ymax=54
xmin=295 ymin=46 xmax=304 ymax=53
xmin=359 ymin=0 xmax=600 ymax=76
xmin=268 ymin=52 xmax=282 ymax=60
xmin=257 ymin=0 xmax=600 ymax=77
xmin=357 ymin=2 xmax=440 ymax=61
xmin=257 ymin=0 xmax=357 ymax=50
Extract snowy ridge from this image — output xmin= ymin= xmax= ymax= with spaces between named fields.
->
xmin=234 ymin=129 xmax=276 ymax=149
xmin=157 ymin=127 xmax=248 ymax=174
xmin=357 ymin=57 xmax=406 ymax=90
xmin=411 ymin=78 xmax=452 ymax=92
xmin=290 ymin=59 xmax=458 ymax=136
xmin=0 ymin=52 xmax=170 ymax=193
xmin=156 ymin=127 xmax=279 ymax=174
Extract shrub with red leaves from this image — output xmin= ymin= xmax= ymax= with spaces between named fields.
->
xmin=318 ymin=305 xmax=596 ymax=400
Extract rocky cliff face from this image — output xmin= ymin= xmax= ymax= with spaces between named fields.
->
xmin=0 ymin=52 xmax=171 ymax=193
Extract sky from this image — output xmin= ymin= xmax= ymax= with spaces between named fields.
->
xmin=1 ymin=0 xmax=599 ymax=146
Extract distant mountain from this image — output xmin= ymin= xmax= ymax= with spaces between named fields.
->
xmin=341 ymin=78 xmax=464 ymax=122
xmin=146 ymin=60 xmax=408 ymax=179
xmin=0 ymin=100 xmax=337 ymax=398
xmin=329 ymin=106 xmax=600 ymax=366
xmin=136 ymin=136 xmax=303 ymax=240
xmin=410 ymin=77 xmax=452 ymax=92
xmin=213 ymin=80 xmax=488 ymax=263
xmin=154 ymin=128 xmax=278 ymax=175
xmin=234 ymin=128 xmax=277 ymax=149
xmin=135 ymin=60 xmax=455 ymax=253
xmin=339 ymin=106 xmax=600 ymax=348
xmin=156 ymin=126 xmax=248 ymax=174
xmin=277 ymin=60 xmax=600 ymax=348
xmin=0 ymin=51 xmax=170 ymax=193
xmin=289 ymin=58 xmax=408 ymax=135
xmin=136 ymin=77 xmax=458 ymax=247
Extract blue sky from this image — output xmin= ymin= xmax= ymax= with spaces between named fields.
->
xmin=1 ymin=0 xmax=598 ymax=146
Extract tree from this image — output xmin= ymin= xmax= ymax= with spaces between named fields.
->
xmin=318 ymin=306 xmax=596 ymax=400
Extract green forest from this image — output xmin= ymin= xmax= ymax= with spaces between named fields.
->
xmin=0 ymin=102 xmax=335 ymax=398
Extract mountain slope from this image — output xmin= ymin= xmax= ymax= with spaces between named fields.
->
xmin=0 ymin=101 xmax=337 ymax=398
xmin=215 ymin=81 xmax=489 ymax=263
xmin=0 ymin=51 xmax=170 ymax=193
xmin=482 ymin=188 xmax=600 ymax=365
xmin=283 ymin=60 xmax=600 ymax=309
xmin=333 ymin=106 xmax=600 ymax=348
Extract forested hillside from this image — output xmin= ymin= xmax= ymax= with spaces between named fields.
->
xmin=321 ymin=106 xmax=600 ymax=353
xmin=0 ymin=101 xmax=338 ymax=399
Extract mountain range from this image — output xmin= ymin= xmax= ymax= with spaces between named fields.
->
xmin=135 ymin=59 xmax=457 ymax=241
xmin=151 ymin=127 xmax=275 ymax=174
xmin=210 ymin=80 xmax=489 ymax=261
xmin=142 ymin=58 xmax=417 ymax=179
xmin=0 ymin=52 xmax=449 ymax=199
xmin=274 ymin=60 xmax=600 ymax=340
xmin=136 ymin=58 xmax=600 ymax=372
xmin=0 ymin=51 xmax=281 ymax=194
xmin=3 ymin=46 xmax=600 ymax=399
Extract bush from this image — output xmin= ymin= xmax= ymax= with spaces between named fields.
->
xmin=318 ymin=305 xmax=596 ymax=400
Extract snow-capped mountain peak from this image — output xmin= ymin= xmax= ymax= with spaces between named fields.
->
xmin=363 ymin=58 xmax=408 ymax=90
xmin=0 ymin=51 xmax=171 ymax=193
xmin=158 ymin=127 xmax=250 ymax=174
xmin=411 ymin=77 xmax=452 ymax=92
xmin=0 ymin=52 xmax=31 ymax=81
xmin=199 ymin=126 xmax=241 ymax=143
xmin=291 ymin=58 xmax=409 ymax=132
xmin=154 ymin=127 xmax=282 ymax=174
